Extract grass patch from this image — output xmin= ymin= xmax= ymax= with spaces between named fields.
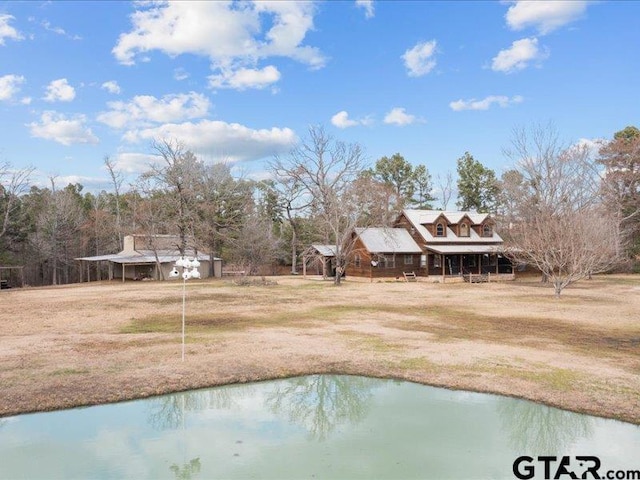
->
xmin=120 ymin=310 xmax=319 ymax=334
xmin=471 ymin=361 xmax=585 ymax=392
xmin=337 ymin=330 xmax=404 ymax=353
xmin=387 ymin=306 xmax=640 ymax=361
xmin=52 ymin=368 xmax=90 ymax=376
xmin=396 ymin=356 xmax=439 ymax=372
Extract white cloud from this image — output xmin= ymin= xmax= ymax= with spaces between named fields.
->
xmin=0 ymin=74 xmax=25 ymax=102
xmin=40 ymin=20 xmax=81 ymax=40
xmin=113 ymin=2 xmax=325 ymax=89
xmin=28 ymin=111 xmax=99 ymax=146
xmin=111 ymin=152 xmax=156 ymax=174
xmin=491 ymin=37 xmax=548 ymax=73
xmin=0 ymin=14 xmax=23 ymax=45
xmin=209 ymin=65 xmax=281 ymax=90
xmin=122 ymin=119 xmax=296 ymax=163
xmin=356 ymin=0 xmax=375 ymax=19
xmin=174 ymin=68 xmax=189 ymax=81
xmin=101 ymin=81 xmax=121 ymax=95
xmin=43 ymin=78 xmax=76 ymax=102
xmin=97 ymin=92 xmax=210 ymax=129
xmin=402 ymin=40 xmax=437 ymax=77
xmin=574 ymin=137 xmax=603 ymax=157
xmin=449 ymin=95 xmax=524 ymax=111
xmin=331 ymin=110 xmax=371 ymax=129
xmin=384 ymin=107 xmax=419 ymax=126
xmin=506 ymin=1 xmax=588 ymax=35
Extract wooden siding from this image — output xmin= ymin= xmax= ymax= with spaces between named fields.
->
xmin=346 ymin=236 xmax=424 ymax=279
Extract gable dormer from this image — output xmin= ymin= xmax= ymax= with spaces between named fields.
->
xmin=430 ymin=213 xmax=449 ymax=237
xmin=456 ymin=214 xmax=473 ymax=237
xmin=480 ymin=218 xmax=495 ymax=237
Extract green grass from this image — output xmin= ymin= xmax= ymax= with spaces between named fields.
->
xmin=51 ymin=368 xmax=90 ymax=376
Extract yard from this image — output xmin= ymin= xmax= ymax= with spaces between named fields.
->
xmin=0 ymin=275 xmax=639 ymax=424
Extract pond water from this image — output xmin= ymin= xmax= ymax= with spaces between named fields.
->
xmin=0 ymin=375 xmax=638 ymax=479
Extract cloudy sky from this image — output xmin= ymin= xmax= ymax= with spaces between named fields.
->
xmin=1 ymin=1 xmax=638 ymax=189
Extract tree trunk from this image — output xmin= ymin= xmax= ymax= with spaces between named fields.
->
xmin=554 ymin=281 xmax=563 ymax=298
xmin=290 ymin=228 xmax=298 ymax=274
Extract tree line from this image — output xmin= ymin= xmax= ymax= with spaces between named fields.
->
xmin=1 ymin=124 xmax=638 ymax=294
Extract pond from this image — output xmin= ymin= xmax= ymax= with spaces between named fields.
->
xmin=0 ymin=375 xmax=638 ymax=479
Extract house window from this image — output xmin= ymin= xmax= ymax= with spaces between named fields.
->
xmin=482 ymin=224 xmax=493 ymax=237
xmin=354 ymin=254 xmax=361 ymax=268
xmin=436 ymin=223 xmax=445 ymax=236
xmin=382 ymin=256 xmax=395 ymax=269
xmin=404 ymin=255 xmax=413 ymax=265
xmin=420 ymin=255 xmax=427 ymax=267
xmin=433 ymin=255 xmax=441 ymax=268
xmin=460 ymin=223 xmax=470 ymax=237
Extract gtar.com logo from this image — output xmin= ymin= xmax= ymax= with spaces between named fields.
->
xmin=513 ymin=456 xmax=640 ymax=480
xmin=513 ymin=456 xmax=601 ymax=479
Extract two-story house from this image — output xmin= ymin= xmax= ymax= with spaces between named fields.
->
xmin=341 ymin=209 xmax=513 ymax=281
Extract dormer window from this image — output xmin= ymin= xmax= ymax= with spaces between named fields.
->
xmin=436 ymin=222 xmax=445 ymax=237
xmin=460 ymin=223 xmax=470 ymax=237
xmin=482 ymin=224 xmax=493 ymax=237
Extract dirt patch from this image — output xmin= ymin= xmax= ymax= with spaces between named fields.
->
xmin=0 ymin=275 xmax=639 ymax=424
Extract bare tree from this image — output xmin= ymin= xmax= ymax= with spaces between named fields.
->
xmin=502 ymin=124 xmax=623 ymax=297
xmin=195 ymin=162 xmax=254 ymax=269
xmin=350 ymin=172 xmax=399 ymax=226
xmin=435 ymin=171 xmax=454 ymax=211
xmin=271 ymin=126 xmax=366 ymax=285
xmin=141 ymin=139 xmax=205 ymax=254
xmin=269 ymin=175 xmax=310 ymax=274
xmin=1 ymin=161 xmax=34 ymax=239
xmin=230 ymin=212 xmax=282 ymax=275
xmin=31 ymin=178 xmax=85 ymax=285
xmin=104 ymin=156 xmax=125 ymax=250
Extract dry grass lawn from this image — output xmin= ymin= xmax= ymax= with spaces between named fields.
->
xmin=1 ymin=274 xmax=639 ymax=424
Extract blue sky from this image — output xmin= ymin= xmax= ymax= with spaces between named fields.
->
xmin=1 ymin=0 xmax=639 ymax=191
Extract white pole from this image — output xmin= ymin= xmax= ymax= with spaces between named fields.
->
xmin=182 ymin=277 xmax=186 ymax=362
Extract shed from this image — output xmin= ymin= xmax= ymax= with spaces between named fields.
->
xmin=76 ymin=235 xmax=222 ymax=282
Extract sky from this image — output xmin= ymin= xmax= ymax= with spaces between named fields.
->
xmin=1 ymin=0 xmax=639 ymax=192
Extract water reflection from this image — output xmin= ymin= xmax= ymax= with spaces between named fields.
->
xmin=497 ymin=398 xmax=593 ymax=453
xmin=170 ymin=457 xmax=201 ymax=480
xmin=0 ymin=376 xmax=636 ymax=480
xmin=264 ymin=375 xmax=377 ymax=440
xmin=148 ymin=385 xmax=254 ymax=430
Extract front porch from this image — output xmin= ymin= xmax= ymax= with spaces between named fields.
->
xmin=425 ymin=249 xmax=514 ymax=282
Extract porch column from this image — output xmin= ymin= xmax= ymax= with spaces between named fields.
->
xmin=478 ymin=255 xmax=482 ymax=274
xmin=79 ymin=261 xmax=83 ymax=283
xmin=122 ymin=264 xmax=125 ymax=282
xmin=302 ymin=256 xmax=307 ymax=278
xmin=441 ymin=255 xmax=445 ymax=283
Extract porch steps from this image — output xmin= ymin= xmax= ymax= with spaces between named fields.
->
xmin=403 ymin=272 xmax=418 ymax=282
xmin=464 ymin=273 xmax=489 ymax=283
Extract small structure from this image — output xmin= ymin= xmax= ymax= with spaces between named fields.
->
xmin=76 ymin=234 xmax=222 ymax=282
xmin=0 ymin=266 xmax=25 ymax=289
xmin=302 ymin=244 xmax=337 ymax=278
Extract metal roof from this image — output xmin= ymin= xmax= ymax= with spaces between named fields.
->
xmin=425 ymin=245 xmax=503 ymax=255
xmin=310 ymin=244 xmax=337 ymax=257
xmin=355 ymin=227 xmax=422 ymax=253
xmin=76 ymin=251 xmax=217 ymax=264
xmin=401 ymin=209 xmax=504 ymax=244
